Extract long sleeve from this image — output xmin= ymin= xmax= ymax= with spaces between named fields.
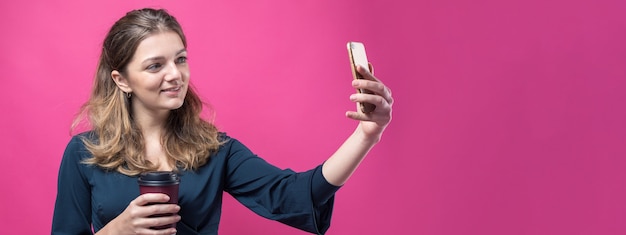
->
xmin=223 ymin=138 xmax=341 ymax=234
xmin=51 ymin=133 xmax=341 ymax=235
xmin=52 ymin=136 xmax=93 ymax=235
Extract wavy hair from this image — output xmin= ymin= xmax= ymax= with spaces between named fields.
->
xmin=72 ymin=8 xmax=223 ymax=176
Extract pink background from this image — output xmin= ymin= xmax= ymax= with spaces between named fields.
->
xmin=1 ymin=0 xmax=625 ymax=234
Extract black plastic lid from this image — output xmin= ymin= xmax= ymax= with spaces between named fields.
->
xmin=137 ymin=171 xmax=180 ymax=186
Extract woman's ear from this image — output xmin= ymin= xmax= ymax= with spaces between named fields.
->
xmin=111 ymin=70 xmax=132 ymax=93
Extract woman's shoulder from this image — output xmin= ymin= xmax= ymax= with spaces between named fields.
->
xmin=216 ymin=132 xmax=234 ymax=149
xmin=63 ymin=131 xmax=97 ymax=159
xmin=216 ymin=132 xmax=249 ymax=149
xmin=70 ymin=130 xmax=97 ymax=140
xmin=214 ymin=132 xmax=256 ymax=156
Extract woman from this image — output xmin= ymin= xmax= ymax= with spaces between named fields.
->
xmin=52 ymin=8 xmax=393 ymax=235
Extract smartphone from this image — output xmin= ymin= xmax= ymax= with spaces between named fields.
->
xmin=347 ymin=42 xmax=376 ymax=113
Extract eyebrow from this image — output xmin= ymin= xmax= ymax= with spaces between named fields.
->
xmin=141 ymin=49 xmax=187 ymax=64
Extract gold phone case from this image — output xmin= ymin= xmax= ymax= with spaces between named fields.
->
xmin=347 ymin=42 xmax=376 ymax=113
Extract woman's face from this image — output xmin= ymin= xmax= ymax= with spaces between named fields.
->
xmin=114 ymin=31 xmax=189 ymax=116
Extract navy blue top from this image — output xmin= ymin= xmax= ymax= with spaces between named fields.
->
xmin=52 ymin=133 xmax=340 ymax=235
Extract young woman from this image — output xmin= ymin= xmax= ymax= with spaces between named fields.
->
xmin=52 ymin=8 xmax=393 ymax=235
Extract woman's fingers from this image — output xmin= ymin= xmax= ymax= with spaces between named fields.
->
xmin=346 ymin=110 xmax=369 ymax=121
xmin=350 ymin=93 xmax=390 ymax=111
xmin=135 ymin=215 xmax=181 ymax=231
xmin=352 ymin=80 xmax=393 ymax=105
xmin=129 ymin=194 xmax=175 ymax=215
xmin=347 ymin=92 xmax=392 ymax=123
xmin=129 ymin=204 xmax=180 ymax=234
xmin=144 ymin=203 xmax=181 ymax=216
xmin=108 ymin=193 xmax=181 ymax=235
xmin=134 ymin=226 xmax=178 ymax=235
xmin=132 ymin=193 xmax=171 ymax=206
xmin=352 ymin=69 xmax=394 ymax=106
xmin=347 ymin=65 xmax=393 ymax=123
xmin=356 ymin=64 xmax=379 ymax=82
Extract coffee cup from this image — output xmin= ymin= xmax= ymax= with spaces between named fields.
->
xmin=137 ymin=171 xmax=180 ymax=229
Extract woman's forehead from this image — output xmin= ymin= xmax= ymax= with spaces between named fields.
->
xmin=132 ymin=31 xmax=186 ymax=62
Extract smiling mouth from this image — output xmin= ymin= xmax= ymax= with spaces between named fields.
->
xmin=162 ymin=87 xmax=181 ymax=92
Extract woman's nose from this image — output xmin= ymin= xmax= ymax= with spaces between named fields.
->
xmin=165 ymin=62 xmax=182 ymax=81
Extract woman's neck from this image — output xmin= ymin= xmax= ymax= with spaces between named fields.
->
xmin=132 ymin=106 xmax=170 ymax=138
xmin=131 ymin=106 xmax=173 ymax=170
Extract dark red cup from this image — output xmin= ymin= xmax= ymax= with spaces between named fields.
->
xmin=138 ymin=171 xmax=180 ymax=229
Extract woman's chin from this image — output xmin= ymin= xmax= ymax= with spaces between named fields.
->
xmin=163 ymin=99 xmax=185 ymax=110
xmin=170 ymin=101 xmax=185 ymax=110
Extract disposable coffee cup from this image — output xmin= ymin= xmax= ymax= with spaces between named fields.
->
xmin=138 ymin=171 xmax=180 ymax=229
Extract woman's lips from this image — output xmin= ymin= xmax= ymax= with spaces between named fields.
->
xmin=162 ymin=86 xmax=182 ymax=96
xmin=162 ymin=86 xmax=181 ymax=92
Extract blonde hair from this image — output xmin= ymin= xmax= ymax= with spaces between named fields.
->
xmin=73 ymin=8 xmax=223 ymax=176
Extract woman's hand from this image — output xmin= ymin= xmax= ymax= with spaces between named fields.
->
xmin=321 ymin=64 xmax=394 ymax=185
xmin=346 ymin=64 xmax=394 ymax=143
xmin=97 ymin=193 xmax=180 ymax=235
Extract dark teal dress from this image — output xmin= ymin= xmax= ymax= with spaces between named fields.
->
xmin=52 ymin=133 xmax=339 ymax=235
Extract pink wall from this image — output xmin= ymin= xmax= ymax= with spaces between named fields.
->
xmin=1 ymin=0 xmax=625 ymax=234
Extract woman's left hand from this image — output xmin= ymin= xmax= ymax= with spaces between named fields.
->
xmin=321 ymin=64 xmax=393 ymax=185
xmin=346 ymin=64 xmax=394 ymax=143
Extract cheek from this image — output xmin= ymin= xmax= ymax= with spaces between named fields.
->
xmin=182 ymin=70 xmax=190 ymax=82
xmin=143 ymin=77 xmax=164 ymax=91
xmin=181 ymin=71 xmax=190 ymax=91
xmin=127 ymin=73 xmax=161 ymax=92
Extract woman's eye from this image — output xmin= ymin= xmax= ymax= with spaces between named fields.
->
xmin=147 ymin=63 xmax=162 ymax=71
xmin=176 ymin=56 xmax=187 ymax=64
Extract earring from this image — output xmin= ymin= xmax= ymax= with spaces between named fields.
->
xmin=126 ymin=92 xmax=132 ymax=98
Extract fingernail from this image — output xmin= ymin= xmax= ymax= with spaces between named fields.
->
xmin=352 ymin=80 xmax=360 ymax=86
xmin=350 ymin=94 xmax=357 ymax=101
